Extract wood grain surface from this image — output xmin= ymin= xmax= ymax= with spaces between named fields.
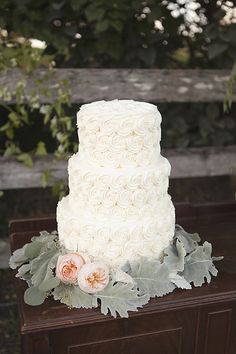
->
xmin=0 ymin=69 xmax=234 ymax=104
xmin=1 ymin=146 xmax=235 ymax=190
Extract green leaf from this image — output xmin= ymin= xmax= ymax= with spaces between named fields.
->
xmin=174 ymin=225 xmax=200 ymax=254
xmin=129 ymin=258 xmax=175 ymax=297
xmin=8 ymin=112 xmax=20 ymax=127
xmin=17 ymin=153 xmax=33 ymax=167
xmin=40 ymin=104 xmax=51 ymax=115
xmin=53 ymin=284 xmax=96 ymax=309
xmin=52 ymin=180 xmax=67 ymax=199
xmin=85 ymin=5 xmax=105 ymax=22
xmin=6 ymin=126 xmax=14 ymax=139
xmin=52 ymin=0 xmax=65 ymax=10
xmin=95 ymin=281 xmax=149 ymax=318
xmin=213 ymin=8 xmax=226 ymax=20
xmin=3 ymin=142 xmax=20 ymax=157
xmin=24 ymin=286 xmax=46 ymax=306
xmin=204 ymin=23 xmax=218 ymax=40
xmin=71 ymin=0 xmax=87 ymax=10
xmin=40 ymin=170 xmax=51 ymax=188
xmin=35 ymin=141 xmax=47 ymax=156
xmin=64 ymin=25 xmax=77 ymax=37
xmin=111 ymin=20 xmax=123 ymax=32
xmin=225 ymin=26 xmax=236 ymax=45
xmin=39 ymin=277 xmax=60 ymax=292
xmin=0 ymin=123 xmax=9 ymax=132
xmin=182 ymin=241 xmax=220 ymax=287
xmin=95 ymin=19 xmax=109 ymax=33
xmin=208 ymin=42 xmax=228 ymax=59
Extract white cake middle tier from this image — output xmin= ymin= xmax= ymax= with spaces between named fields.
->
xmin=57 ymin=194 xmax=175 ymax=267
xmin=68 ymin=153 xmax=171 ymax=219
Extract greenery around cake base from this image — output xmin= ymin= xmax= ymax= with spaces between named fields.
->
xmin=9 ymin=225 xmax=223 ymax=318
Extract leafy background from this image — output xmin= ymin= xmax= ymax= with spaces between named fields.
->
xmin=1 ymin=0 xmax=236 ymax=68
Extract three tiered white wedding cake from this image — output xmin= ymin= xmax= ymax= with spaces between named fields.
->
xmin=57 ymin=100 xmax=175 ymax=267
xmin=10 ymin=99 xmax=221 ymax=316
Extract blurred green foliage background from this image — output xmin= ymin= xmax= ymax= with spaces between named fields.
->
xmin=1 ymin=0 xmax=236 ymax=68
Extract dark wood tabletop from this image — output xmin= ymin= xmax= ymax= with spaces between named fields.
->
xmin=9 ymin=202 xmax=236 ymax=354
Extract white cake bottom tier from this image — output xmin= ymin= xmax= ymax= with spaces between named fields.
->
xmin=57 ymin=195 xmax=175 ymax=267
xmin=68 ymin=154 xmax=171 ymax=219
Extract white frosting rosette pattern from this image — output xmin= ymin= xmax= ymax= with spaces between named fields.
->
xmin=77 ymin=101 xmax=161 ymax=168
xmin=57 ymin=100 xmax=176 ymax=268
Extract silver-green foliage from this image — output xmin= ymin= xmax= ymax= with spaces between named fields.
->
xmin=9 ymin=244 xmax=29 ymax=269
xmin=128 ymin=259 xmax=175 ymax=297
xmin=24 ymin=286 xmax=46 ymax=306
xmin=174 ymin=224 xmax=200 ymax=253
xmin=9 ymin=226 xmax=223 ymax=317
xmin=182 ymin=241 xmax=223 ymax=287
xmin=95 ymin=281 xmax=149 ymax=318
xmin=164 ymin=238 xmax=186 ymax=272
xmin=53 ymin=284 xmax=96 ymax=309
xmin=10 ymin=230 xmax=61 ymax=306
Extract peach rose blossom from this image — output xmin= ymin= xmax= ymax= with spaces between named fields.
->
xmin=56 ymin=253 xmax=85 ymax=285
xmin=78 ymin=262 xmax=109 ymax=294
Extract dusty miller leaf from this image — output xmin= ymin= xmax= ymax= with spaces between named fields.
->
xmin=39 ymin=277 xmax=60 ymax=292
xmin=9 ymin=244 xmax=29 ymax=269
xmin=111 ymin=267 xmax=134 ymax=284
xmin=16 ymin=263 xmax=31 ymax=279
xmin=182 ymin=241 xmax=219 ymax=287
xmin=10 ymin=228 xmax=223 ymax=316
xmin=34 ymin=230 xmax=57 ymax=239
xmin=213 ymin=255 xmax=224 ymax=261
xmin=24 ymin=240 xmax=44 ymax=259
xmin=9 ymin=232 xmax=59 ymax=270
xmin=129 ymin=258 xmax=175 ymax=297
xmin=164 ymin=239 xmax=186 ymax=272
xmin=169 ymin=273 xmax=191 ymax=290
xmin=174 ymin=225 xmax=200 ymax=253
xmin=24 ymin=286 xmax=46 ymax=306
xmin=30 ymin=248 xmax=59 ymax=287
xmin=53 ymin=284 xmax=96 ymax=309
xmin=95 ymin=281 xmax=149 ymax=318
xmin=31 ymin=231 xmax=58 ymax=246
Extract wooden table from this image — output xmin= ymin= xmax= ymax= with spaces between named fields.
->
xmin=9 ymin=203 xmax=236 ymax=354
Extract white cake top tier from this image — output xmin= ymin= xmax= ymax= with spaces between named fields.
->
xmin=77 ymin=100 xmax=162 ymax=168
